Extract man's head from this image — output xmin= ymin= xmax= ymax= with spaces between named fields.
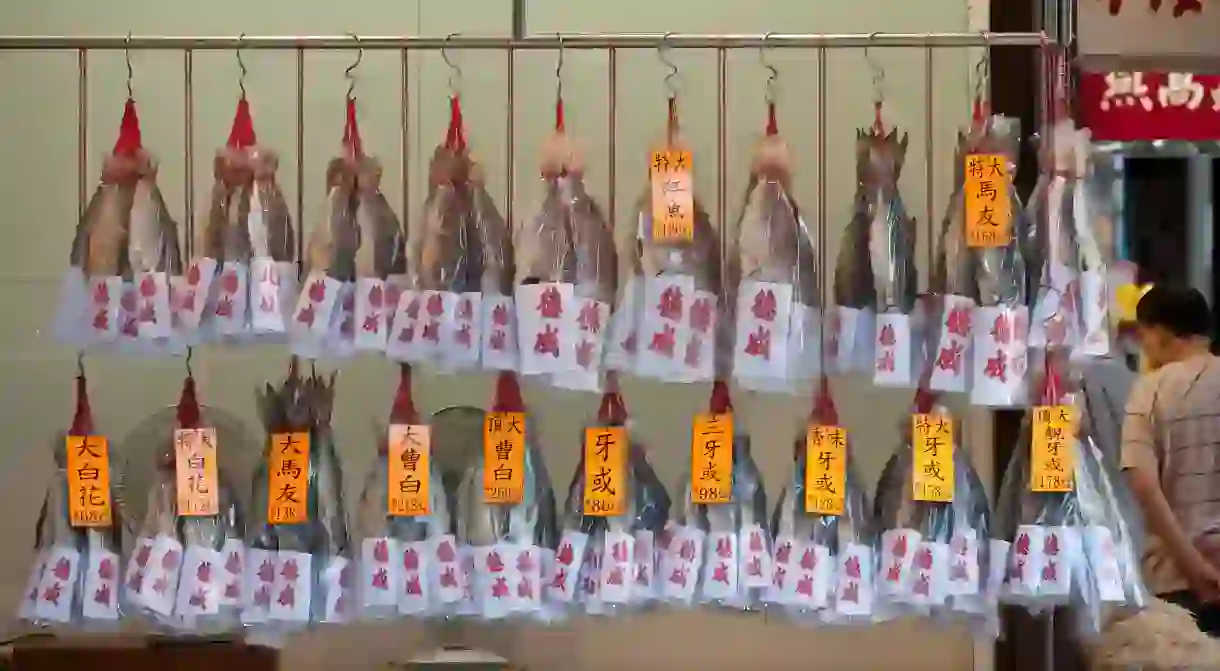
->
xmin=1135 ymin=285 xmax=1213 ymax=369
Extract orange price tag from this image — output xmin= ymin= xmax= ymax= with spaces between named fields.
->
xmin=650 ymin=148 xmax=695 ymax=242
xmin=388 ymin=424 xmax=432 ymax=516
xmin=175 ymin=428 xmax=220 ymax=517
xmin=483 ymin=412 xmax=526 ymax=504
xmin=65 ymin=435 xmax=112 ymax=528
xmin=1030 ymin=405 xmax=1077 ymax=493
xmin=911 ymin=413 xmax=955 ymax=503
xmin=268 ymin=432 xmax=310 ymax=525
xmin=690 ymin=413 xmax=733 ymax=504
xmin=804 ymin=425 xmax=847 ymax=516
xmin=964 ymin=153 xmax=1012 ymax=248
xmin=583 ymin=427 xmax=627 ymax=516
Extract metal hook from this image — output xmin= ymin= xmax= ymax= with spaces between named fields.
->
xmin=973 ymin=31 xmax=991 ymax=102
xmin=124 ymin=32 xmax=134 ymax=100
xmin=864 ymin=31 xmax=885 ymax=105
xmin=185 ymin=347 xmax=194 ymax=378
xmin=345 ymin=33 xmax=363 ymax=99
xmin=236 ymin=33 xmax=248 ymax=99
xmin=76 ymin=351 xmax=85 ymax=379
xmin=442 ymin=32 xmax=463 ymax=95
xmin=760 ymin=33 xmax=779 ymax=103
xmin=659 ymin=32 xmax=679 ymax=96
xmin=555 ymin=33 xmax=564 ymax=101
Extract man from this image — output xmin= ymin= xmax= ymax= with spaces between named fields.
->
xmin=1121 ymin=284 xmax=1220 ymax=634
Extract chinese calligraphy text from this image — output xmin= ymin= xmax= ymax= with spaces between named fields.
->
xmin=65 ymin=435 xmax=112 ymax=527
xmin=911 ymin=413 xmax=956 ymax=503
xmin=964 ymin=154 xmax=1011 ymax=248
xmin=650 ymin=148 xmax=695 ymax=242
xmin=804 ymin=425 xmax=847 ymax=516
xmin=691 ymin=413 xmax=733 ymax=504
xmin=268 ymin=432 xmax=310 ymax=524
xmin=1030 ymin=405 xmax=1077 ymax=493
xmin=582 ymin=427 xmax=627 ymax=516
xmin=1079 ymin=71 xmax=1220 ymax=143
xmin=174 ymin=428 xmax=220 ymax=516
xmin=483 ymin=411 xmax=526 ymax=504
xmin=388 ymin=424 xmax=432 ymax=516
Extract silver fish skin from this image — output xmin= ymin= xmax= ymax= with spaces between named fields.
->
xmin=567 ymin=175 xmax=617 ymax=306
xmin=472 ymin=180 xmax=513 ymax=295
xmin=517 ymin=176 xmax=577 ymax=286
xmin=736 ymin=143 xmax=819 ymax=308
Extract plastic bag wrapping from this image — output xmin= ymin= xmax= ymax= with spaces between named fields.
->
xmin=544 ymin=381 xmax=672 ymax=617
xmin=872 ymin=386 xmax=999 ymax=634
xmin=17 ymin=374 xmax=124 ymax=631
xmin=995 ymin=360 xmax=1148 ymax=639
xmin=244 ymin=363 xmax=353 ymax=632
xmin=52 ymin=98 xmax=185 ymax=356
xmin=762 ymin=377 xmax=876 ymax=625
xmin=929 ymin=114 xmax=1031 ymax=407
xmin=456 ymin=373 xmax=559 ymax=621
xmin=609 ymin=96 xmax=723 ymax=386
xmin=120 ymin=375 xmax=245 ymax=634
xmin=514 ymin=98 xmax=616 ymax=391
xmin=658 ymin=382 xmax=771 ymax=611
xmin=731 ymin=104 xmax=821 ymax=393
xmin=289 ymin=98 xmax=377 ymax=360
xmin=831 ymin=122 xmax=922 ymax=387
xmin=389 ymin=96 xmax=515 ymax=372
xmin=180 ymin=97 xmax=297 ymax=345
xmin=354 ymin=364 xmax=462 ymax=621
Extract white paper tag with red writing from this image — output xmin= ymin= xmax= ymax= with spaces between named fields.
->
xmin=929 ymin=295 xmax=975 ymax=393
xmin=475 ymin=544 xmax=517 ymax=620
xmin=431 ymin=534 xmax=463 ymax=604
xmin=546 ymin=530 xmax=588 ymax=603
xmin=1030 ymin=260 xmax=1079 ymax=350
xmin=873 ymin=312 xmax=914 ymax=387
xmin=553 ymin=296 xmax=611 ymax=391
xmin=211 ymin=262 xmax=249 ymax=336
xmin=398 ymin=540 xmax=432 ymax=615
xmin=177 ymin=259 xmax=217 ymax=334
xmin=352 ymin=277 xmax=391 ymax=351
xmin=1038 ymin=525 xmax=1078 ymax=599
xmin=905 ymin=541 xmax=949 ymax=607
xmin=1007 ymin=524 xmax=1044 ymax=597
xmin=51 ymin=267 xmax=90 ymax=346
xmin=599 ymin=531 xmax=635 ymax=605
xmin=512 ymin=544 xmax=543 ymax=614
xmin=135 ymin=271 xmax=173 ymax=340
xmin=439 ymin=291 xmax=483 ymax=370
xmin=321 ymin=556 xmax=352 ymax=623
xmin=215 ymin=538 xmax=244 ymax=607
xmin=661 ymin=525 xmax=705 ymax=604
xmin=946 ymin=528 xmax=981 ymax=597
xmin=383 ymin=275 xmax=408 ymax=333
xmin=18 ymin=551 xmax=46 ymax=621
xmin=631 ymin=530 xmax=658 ymax=602
xmin=291 ymin=271 xmax=341 ymax=340
xmin=1078 ymin=270 xmax=1110 ymax=358
xmin=533 ymin=547 xmax=566 ymax=623
xmin=385 ymin=290 xmax=433 ymax=363
xmin=516 ymin=282 xmax=578 ymax=375
xmin=455 ymin=548 xmax=479 ymax=617
xmin=176 ymin=545 xmax=223 ymax=617
xmin=32 ymin=545 xmax=79 ymax=623
xmin=480 ymin=293 xmax=518 ymax=371
xmin=1084 ymin=525 xmax=1125 ymax=602
xmin=578 ymin=539 xmax=604 ymax=615
xmin=787 ymin=304 xmax=824 ymax=381
xmin=140 ymin=534 xmax=183 ymax=617
xmin=116 ymin=281 xmax=141 ymax=346
xmin=738 ymin=524 xmax=772 ymax=589
xmin=241 ymin=548 xmax=274 ymax=624
xmin=701 ymin=531 xmax=740 ymax=601
xmin=834 ymin=306 xmax=875 ymax=374
xmin=81 ymin=546 xmax=120 ymax=621
xmin=834 ymin=543 xmax=874 ymax=616
xmin=764 ymin=536 xmax=798 ymax=605
xmin=733 ymin=280 xmax=793 ymax=380
xmin=605 ymin=275 xmax=642 ymax=372
xmin=122 ymin=537 xmax=153 ymax=608
xmin=971 ymin=305 xmax=1029 ymax=407
xmin=879 ymin=529 xmax=921 ymax=597
xmin=269 ymin=550 xmax=312 ymax=622
xmin=637 ymin=275 xmax=699 ymax=381
xmin=250 ymin=257 xmax=295 ymax=334
xmin=360 ymin=537 xmax=401 ymax=609
xmin=322 ymin=283 xmax=357 ymax=358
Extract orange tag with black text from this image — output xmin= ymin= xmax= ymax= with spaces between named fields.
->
xmin=483 ymin=412 xmax=525 ymax=504
xmin=388 ymin=424 xmax=432 ymax=516
xmin=911 ymin=413 xmax=955 ymax=502
xmin=690 ymin=413 xmax=732 ymax=504
xmin=964 ymin=153 xmax=1012 ymax=248
xmin=175 ymin=428 xmax=220 ymax=516
xmin=804 ymin=425 xmax=846 ymax=516
xmin=583 ymin=427 xmax=627 ymax=516
xmin=66 ymin=435 xmax=112 ymax=527
xmin=268 ymin=432 xmax=310 ymax=524
xmin=650 ymin=148 xmax=694 ymax=242
xmin=1030 ymin=405 xmax=1077 ymax=493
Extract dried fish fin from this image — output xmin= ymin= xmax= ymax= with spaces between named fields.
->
xmin=471 ymin=157 xmax=514 ymax=294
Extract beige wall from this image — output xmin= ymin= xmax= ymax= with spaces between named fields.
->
xmin=0 ymin=0 xmax=999 ymax=669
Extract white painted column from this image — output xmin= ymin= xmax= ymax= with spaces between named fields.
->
xmin=1187 ymin=153 xmax=1213 ymax=303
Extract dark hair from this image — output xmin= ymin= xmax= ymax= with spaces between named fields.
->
xmin=1136 ymin=285 xmax=1213 ymax=338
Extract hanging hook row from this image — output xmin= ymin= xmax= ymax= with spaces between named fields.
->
xmin=124 ymin=31 xmax=134 ymax=100
xmin=864 ymin=31 xmax=884 ymax=105
xmin=973 ymin=31 xmax=992 ymax=103
xmin=659 ymin=32 xmax=679 ymax=96
xmin=760 ymin=32 xmax=778 ymax=103
xmin=345 ymin=33 xmax=363 ymax=98
xmin=442 ymin=32 xmax=463 ymax=95
xmin=555 ymin=33 xmax=564 ymax=101
xmin=236 ymin=32 xmax=248 ymax=99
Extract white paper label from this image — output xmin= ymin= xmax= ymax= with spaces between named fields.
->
xmin=834 ymin=542 xmax=874 ymax=617
xmin=268 ymin=550 xmax=312 ymax=622
xmin=175 ymin=545 xmax=223 ymax=617
xmin=360 ymin=537 xmax=401 ymax=609
xmin=879 ymin=529 xmax=921 ymax=597
xmin=479 ymin=293 xmax=519 ymax=371
xmin=81 ymin=546 xmax=120 ymax=621
xmin=700 ymin=531 xmax=740 ymax=601
xmin=971 ymin=305 xmax=1030 ymax=407
xmin=352 ymin=277 xmax=391 ymax=351
xmin=515 ymin=282 xmax=579 ymax=375
xmin=32 ymin=545 xmax=80 ymax=623
xmin=545 ymin=530 xmax=588 ymax=603
xmin=733 ymin=280 xmax=794 ymax=380
xmin=660 ymin=525 xmax=705 ymax=603
xmin=928 ymin=295 xmax=975 ymax=393
xmin=398 ymin=540 xmax=432 ymax=615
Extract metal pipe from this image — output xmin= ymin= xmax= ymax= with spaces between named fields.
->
xmin=511 ymin=0 xmax=527 ymax=41
xmin=295 ymin=47 xmax=305 ymax=276
xmin=184 ymin=49 xmax=194 ymax=258
xmin=0 ymin=32 xmax=1054 ymax=51
xmin=817 ymin=46 xmax=827 ymax=353
xmin=77 ymin=48 xmax=87 ymax=218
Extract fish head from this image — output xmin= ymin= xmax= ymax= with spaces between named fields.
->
xmin=248 ymin=146 xmax=280 ymax=183
xmin=101 ymin=148 xmax=152 ymax=188
xmin=213 ymin=147 xmax=254 ymax=188
xmin=355 ymin=156 xmax=383 ymax=196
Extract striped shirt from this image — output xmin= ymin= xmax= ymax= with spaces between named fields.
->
xmin=1121 ymin=353 xmax=1220 ymax=595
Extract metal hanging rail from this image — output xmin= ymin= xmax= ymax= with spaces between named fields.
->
xmin=0 ymin=32 xmax=1053 ymax=50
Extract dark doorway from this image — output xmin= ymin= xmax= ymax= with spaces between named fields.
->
xmin=1125 ymin=158 xmax=1189 ymax=287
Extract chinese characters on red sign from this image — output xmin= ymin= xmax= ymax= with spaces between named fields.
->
xmin=1078 ymin=70 xmax=1220 ymax=142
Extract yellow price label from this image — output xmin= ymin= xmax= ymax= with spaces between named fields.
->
xmin=268 ymin=432 xmax=310 ymax=525
xmin=583 ymin=427 xmax=627 ymax=516
xmin=65 ymin=435 xmax=113 ymax=528
xmin=911 ymin=413 xmax=955 ymax=502
xmin=804 ymin=425 xmax=847 ymax=516
xmin=174 ymin=428 xmax=220 ymax=517
xmin=650 ymin=148 xmax=695 ymax=242
xmin=964 ymin=153 xmax=1012 ymax=248
xmin=483 ymin=412 xmax=526 ymax=504
xmin=388 ymin=424 xmax=432 ymax=516
xmin=1115 ymin=283 xmax=1154 ymax=323
xmin=691 ymin=413 xmax=733 ymax=504
xmin=1030 ymin=405 xmax=1077 ymax=493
